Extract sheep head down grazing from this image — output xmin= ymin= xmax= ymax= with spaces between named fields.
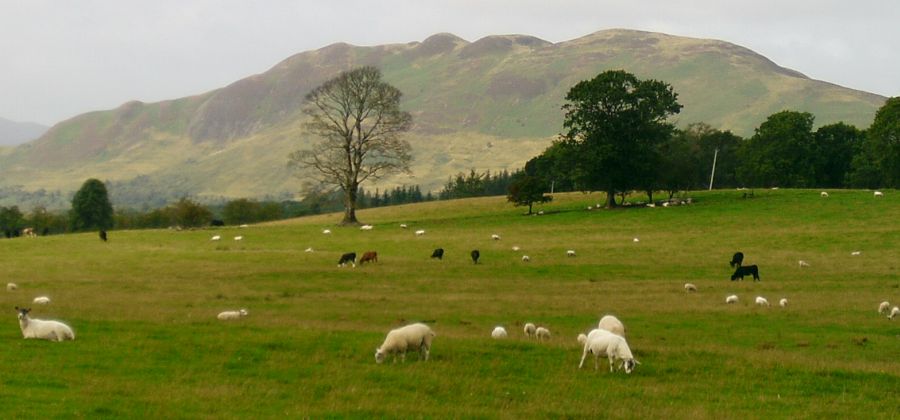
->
xmin=375 ymin=323 xmax=436 ymax=364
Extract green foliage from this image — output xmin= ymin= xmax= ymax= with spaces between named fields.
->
xmin=849 ymin=97 xmax=900 ymax=188
xmin=738 ymin=111 xmax=817 ymax=187
xmin=506 ymin=175 xmax=552 ymax=214
xmin=222 ymin=199 xmax=283 ymax=225
xmin=0 ymin=205 xmax=25 ymax=236
xmin=172 ymin=198 xmax=213 ymax=228
xmin=69 ymin=178 xmax=114 ymax=231
xmin=438 ymin=169 xmax=520 ymax=200
xmin=813 ymin=122 xmax=863 ymax=188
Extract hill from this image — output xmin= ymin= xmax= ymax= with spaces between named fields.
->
xmin=0 ymin=117 xmax=47 ymax=146
xmin=0 ymin=29 xmax=886 ymax=206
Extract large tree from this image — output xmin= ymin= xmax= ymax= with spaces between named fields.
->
xmin=737 ymin=110 xmax=816 ymax=188
xmin=849 ymin=97 xmax=900 ymax=188
xmin=507 ymin=175 xmax=552 ymax=215
xmin=560 ymin=70 xmax=682 ymax=207
xmin=813 ymin=122 xmax=862 ymax=188
xmin=289 ymin=66 xmax=412 ymax=225
xmin=70 ymin=178 xmax=114 ymax=231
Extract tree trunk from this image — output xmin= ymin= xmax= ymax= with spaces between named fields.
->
xmin=341 ymin=185 xmax=359 ymax=225
xmin=605 ymin=189 xmax=617 ymax=208
xmin=646 ymin=190 xmax=653 ymax=204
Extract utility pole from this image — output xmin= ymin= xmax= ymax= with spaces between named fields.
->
xmin=708 ymin=147 xmax=719 ymax=190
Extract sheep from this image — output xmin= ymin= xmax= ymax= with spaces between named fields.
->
xmin=535 ymin=327 xmax=551 ymax=340
xmin=726 ymin=295 xmax=739 ymax=304
xmin=521 ymin=255 xmax=530 ymax=262
xmin=523 ymin=322 xmax=536 ymax=338
xmin=491 ymin=234 xmax=501 ymax=240
xmin=820 ymin=191 xmax=829 ymax=197
xmin=15 ymin=307 xmax=74 ymax=341
xmin=322 ymin=229 xmax=332 ymax=234
xmin=233 ymin=236 xmax=243 ymax=241
xmin=7 ymin=283 xmax=17 ymax=291
xmin=512 ymin=246 xmax=521 ymax=251
xmin=374 ymin=322 xmax=436 ymax=364
xmin=598 ymin=315 xmax=626 ymax=336
xmin=755 ymin=296 xmax=770 ymax=306
xmin=577 ymin=333 xmax=588 ymax=345
xmin=400 ymin=224 xmax=408 ymax=229
xmin=211 ymin=235 xmax=221 ymax=241
xmin=217 ymin=309 xmax=248 ymax=320
xmin=491 ymin=326 xmax=508 ymax=339
xmin=33 ymin=296 xmax=50 ymax=305
xmin=304 ymin=247 xmax=314 ymax=253
xmin=851 ymin=251 xmax=861 ymax=256
xmin=779 ymin=298 xmax=788 ymax=307
xmin=684 ymin=283 xmax=697 ymax=292
xmin=798 ymin=260 xmax=810 ymax=268
xmin=878 ymin=301 xmax=891 ymax=314
xmin=874 ymin=191 xmax=884 ymax=197
xmin=360 ymin=225 xmax=374 ymax=231
xmin=890 ymin=307 xmax=900 ymax=320
xmin=239 ymin=224 xmax=249 ymax=228
xmin=415 ymin=229 xmax=426 ymax=236
xmin=578 ymin=330 xmax=639 ymax=373
xmin=567 ymin=250 xmax=576 ymax=257
xmin=633 ymin=237 xmax=640 ymax=243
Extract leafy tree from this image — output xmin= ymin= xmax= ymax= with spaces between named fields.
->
xmin=223 ymin=198 xmax=262 ymax=225
xmin=813 ymin=122 xmax=862 ymax=187
xmin=560 ymin=70 xmax=682 ymax=207
xmin=849 ymin=97 xmax=900 ymax=188
xmin=737 ymin=111 xmax=816 ymax=187
xmin=288 ymin=66 xmax=413 ymax=225
xmin=658 ymin=133 xmax=701 ymax=199
xmin=507 ymin=175 xmax=552 ymax=214
xmin=70 ymin=178 xmax=114 ymax=231
xmin=172 ymin=198 xmax=212 ymax=228
xmin=0 ymin=206 xmax=25 ymax=237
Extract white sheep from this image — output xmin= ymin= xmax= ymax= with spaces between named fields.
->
xmin=304 ymin=247 xmax=314 ymax=253
xmin=523 ymin=322 xmax=536 ymax=338
xmin=890 ymin=307 xmax=900 ymax=320
xmin=239 ymin=224 xmax=248 ymax=228
xmin=755 ymin=296 xmax=770 ymax=306
xmin=211 ymin=235 xmax=221 ymax=241
xmin=538 ymin=210 xmax=544 ymax=215
xmin=33 ymin=296 xmax=51 ymax=305
xmin=878 ymin=301 xmax=891 ymax=314
xmin=633 ymin=237 xmax=640 ymax=243
xmin=798 ymin=260 xmax=810 ymax=268
xmin=491 ymin=326 xmax=508 ymax=339
xmin=233 ymin=236 xmax=243 ymax=241
xmin=360 ymin=225 xmax=374 ymax=231
xmin=322 ymin=229 xmax=332 ymax=234
xmin=535 ymin=327 xmax=551 ymax=340
xmin=578 ymin=330 xmax=639 ymax=373
xmin=779 ymin=298 xmax=788 ymax=307
xmin=566 ymin=250 xmax=576 ymax=257
xmin=684 ymin=283 xmax=697 ymax=292
xmin=512 ymin=246 xmax=521 ymax=251
xmin=217 ymin=309 xmax=248 ymax=320
xmin=851 ymin=251 xmax=861 ymax=256
xmin=7 ymin=283 xmax=17 ymax=291
xmin=726 ymin=295 xmax=739 ymax=304
xmin=598 ymin=315 xmax=626 ymax=336
xmin=400 ymin=224 xmax=408 ymax=229
xmin=491 ymin=234 xmax=501 ymax=240
xmin=577 ymin=333 xmax=588 ymax=345
xmin=15 ymin=307 xmax=74 ymax=341
xmin=374 ymin=323 xmax=436 ymax=363
xmin=415 ymin=229 xmax=425 ymax=236
xmin=820 ymin=191 xmax=829 ymax=197
xmin=521 ymin=255 xmax=530 ymax=262
xmin=874 ymin=191 xmax=884 ymax=197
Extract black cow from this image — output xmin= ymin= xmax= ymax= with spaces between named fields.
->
xmin=731 ymin=264 xmax=760 ymax=281
xmin=729 ymin=252 xmax=744 ymax=268
xmin=99 ymin=230 xmax=108 ymax=242
xmin=210 ymin=219 xmax=225 ymax=227
xmin=471 ymin=249 xmax=480 ymax=264
xmin=338 ymin=252 xmax=357 ymax=267
xmin=431 ymin=248 xmax=444 ymax=260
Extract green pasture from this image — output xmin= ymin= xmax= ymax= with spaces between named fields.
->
xmin=1 ymin=189 xmax=898 ymax=418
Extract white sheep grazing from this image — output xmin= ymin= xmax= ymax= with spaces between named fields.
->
xmin=878 ymin=301 xmax=891 ymax=314
xmin=598 ymin=315 xmax=626 ymax=336
xmin=523 ymin=322 xmax=536 ymax=338
xmin=233 ymin=236 xmax=243 ymax=241
xmin=322 ymin=229 xmax=332 ymax=234
xmin=16 ymin=307 xmax=74 ymax=341
xmin=726 ymin=295 xmax=739 ymax=304
xmin=851 ymin=251 xmax=861 ymax=256
xmin=400 ymin=224 xmax=408 ymax=229
xmin=756 ymin=296 xmax=770 ymax=306
xmin=211 ymin=235 xmax=221 ymax=241
xmin=374 ymin=323 xmax=436 ymax=363
xmin=33 ymin=296 xmax=51 ymax=305
xmin=798 ymin=260 xmax=810 ymax=268
xmin=491 ymin=234 xmax=501 ymax=240
xmin=820 ymin=191 xmax=829 ymax=197
xmin=535 ymin=327 xmax=551 ymax=340
xmin=304 ymin=247 xmax=314 ymax=253
xmin=567 ymin=250 xmax=576 ymax=257
xmin=874 ymin=191 xmax=883 ymax=197
xmin=578 ymin=330 xmax=639 ymax=373
xmin=415 ymin=229 xmax=425 ymax=236
xmin=360 ymin=225 xmax=374 ymax=230
xmin=217 ymin=309 xmax=248 ymax=320
xmin=684 ymin=283 xmax=697 ymax=292
xmin=779 ymin=298 xmax=788 ymax=307
xmin=491 ymin=326 xmax=508 ymax=339
xmin=239 ymin=224 xmax=249 ymax=228
xmin=577 ymin=333 xmax=588 ymax=345
xmin=512 ymin=246 xmax=521 ymax=251
xmin=521 ymin=255 xmax=530 ymax=262
xmin=890 ymin=307 xmax=900 ymax=320
xmin=7 ymin=283 xmax=17 ymax=291
xmin=633 ymin=237 xmax=640 ymax=243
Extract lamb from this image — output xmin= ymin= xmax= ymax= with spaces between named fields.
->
xmin=415 ymin=229 xmax=426 ymax=236
xmin=491 ymin=326 xmax=508 ymax=339
xmin=890 ymin=307 xmax=900 ymax=320
xmin=567 ymin=250 xmax=576 ymax=257
xmin=598 ymin=315 xmax=626 ymax=336
xmin=755 ymin=296 xmax=770 ymax=306
xmin=211 ymin=235 xmax=221 ymax=241
xmin=878 ymin=301 xmax=891 ymax=314
xmin=523 ymin=322 xmax=536 ymax=338
xmin=33 ymin=296 xmax=50 ymax=305
xmin=726 ymin=295 xmax=739 ymax=304
xmin=820 ymin=191 xmax=829 ymax=197
xmin=535 ymin=327 xmax=551 ymax=340
xmin=684 ymin=283 xmax=697 ymax=292
xmin=578 ymin=330 xmax=639 ymax=373
xmin=521 ymin=255 xmax=530 ymax=262
xmin=798 ymin=260 xmax=810 ymax=268
xmin=15 ymin=307 xmax=74 ymax=341
xmin=779 ymin=298 xmax=788 ymax=307
xmin=874 ymin=191 xmax=884 ymax=197
xmin=577 ymin=333 xmax=588 ymax=345
xmin=6 ymin=283 xmax=17 ymax=291
xmin=217 ymin=309 xmax=248 ymax=320
xmin=491 ymin=234 xmax=501 ymax=240
xmin=430 ymin=248 xmax=444 ymax=260
xmin=374 ymin=322 xmax=436 ymax=363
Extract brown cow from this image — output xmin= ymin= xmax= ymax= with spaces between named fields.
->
xmin=359 ymin=251 xmax=378 ymax=264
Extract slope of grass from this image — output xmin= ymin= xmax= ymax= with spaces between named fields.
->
xmin=1 ymin=189 xmax=898 ymax=417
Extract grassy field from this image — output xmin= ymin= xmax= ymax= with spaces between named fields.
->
xmin=1 ymin=189 xmax=898 ymax=418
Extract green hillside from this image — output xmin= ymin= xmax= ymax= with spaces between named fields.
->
xmin=0 ymin=29 xmax=886 ymax=204
xmin=1 ymin=190 xmax=898 ymax=416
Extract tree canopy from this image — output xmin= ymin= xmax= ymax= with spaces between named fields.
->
xmin=70 ymin=178 xmax=114 ymax=231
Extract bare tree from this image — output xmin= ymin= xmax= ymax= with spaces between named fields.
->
xmin=289 ymin=66 xmax=412 ymax=225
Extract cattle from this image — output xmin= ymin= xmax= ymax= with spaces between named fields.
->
xmin=360 ymin=251 xmax=378 ymax=264
xmin=210 ymin=219 xmax=225 ymax=227
xmin=729 ymin=252 xmax=744 ymax=268
xmin=731 ymin=264 xmax=760 ymax=281
xmin=471 ymin=250 xmax=480 ymax=264
xmin=338 ymin=252 xmax=357 ymax=267
xmin=99 ymin=230 xmax=108 ymax=242
xmin=430 ymin=248 xmax=444 ymax=260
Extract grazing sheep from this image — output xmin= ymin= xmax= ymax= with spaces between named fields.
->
xmin=577 ymin=333 xmax=588 ymax=345
xmin=512 ymin=246 xmax=521 ymax=251
xmin=726 ymin=295 xmax=739 ymax=304
xmin=471 ymin=250 xmax=480 ymax=264
xmin=430 ymin=248 xmax=444 ymax=260
xmin=755 ymin=296 xmax=770 ymax=306
xmin=798 ymin=260 xmax=810 ymax=268
xmin=359 ymin=251 xmax=378 ymax=264
xmin=15 ymin=307 xmax=74 ymax=341
xmin=538 ymin=210 xmax=544 ymax=215
xmin=598 ymin=315 xmax=626 ymax=336
xmin=322 ymin=229 xmax=332 ymax=234
xmin=400 ymin=224 xmax=408 ymax=229
xmin=633 ymin=237 xmax=640 ymax=243
xmin=374 ymin=323 xmax=436 ymax=364
xmin=233 ymin=236 xmax=243 ymax=241
xmin=820 ymin=191 xmax=829 ymax=197
xmin=567 ymin=250 xmax=576 ymax=257
xmin=684 ymin=283 xmax=697 ymax=292
xmin=731 ymin=265 xmax=760 ymax=281
xmin=211 ymin=235 xmax=221 ymax=241
xmin=491 ymin=234 xmax=501 ymax=240
xmin=415 ymin=230 xmax=426 ymax=236
xmin=239 ymin=224 xmax=248 ymax=228
xmin=521 ymin=255 xmax=530 ymax=262
xmin=304 ymin=247 xmax=314 ymax=252
xmin=523 ymin=322 xmax=536 ymax=338
xmin=851 ymin=251 xmax=861 ymax=256
xmin=587 ymin=206 xmax=593 ymax=210
xmin=878 ymin=301 xmax=891 ymax=314
xmin=491 ymin=326 xmax=508 ymax=339
xmin=890 ymin=307 xmax=900 ymax=320
xmin=338 ymin=252 xmax=357 ymax=267
xmin=33 ymin=296 xmax=50 ymax=305
xmin=217 ymin=309 xmax=248 ymax=320
xmin=779 ymin=298 xmax=788 ymax=307
xmin=535 ymin=327 xmax=551 ymax=340
xmin=729 ymin=252 xmax=744 ymax=268
xmin=874 ymin=191 xmax=884 ymax=197
xmin=360 ymin=225 xmax=374 ymax=231
xmin=578 ymin=330 xmax=639 ymax=373
xmin=7 ymin=283 xmax=17 ymax=291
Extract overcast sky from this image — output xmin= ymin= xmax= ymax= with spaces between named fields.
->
xmin=2 ymin=0 xmax=897 ymax=126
